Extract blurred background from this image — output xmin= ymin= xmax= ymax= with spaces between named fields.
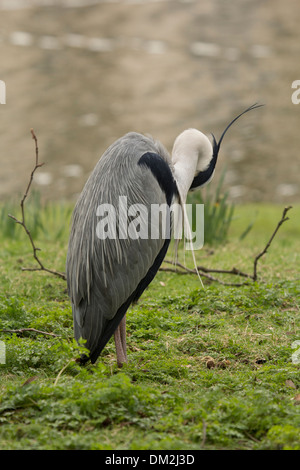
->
xmin=0 ymin=0 xmax=299 ymax=204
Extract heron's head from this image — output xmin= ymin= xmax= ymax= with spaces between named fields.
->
xmin=171 ymin=103 xmax=263 ymax=201
xmin=188 ymin=103 xmax=264 ymax=192
xmin=172 ymin=128 xmax=212 ymax=174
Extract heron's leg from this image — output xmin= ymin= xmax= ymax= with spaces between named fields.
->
xmin=119 ymin=314 xmax=127 ymax=361
xmin=114 ymin=315 xmax=127 ymax=367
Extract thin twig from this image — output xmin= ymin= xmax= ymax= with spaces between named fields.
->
xmin=161 ymin=260 xmax=250 ymax=285
xmin=1 ymin=328 xmax=59 ymax=337
xmin=163 ymin=259 xmax=251 ymax=279
xmin=252 ymin=205 xmax=292 ymax=281
xmin=161 ymin=206 xmax=292 ymax=285
xmin=196 ymin=265 xmax=252 ymax=279
xmin=200 ymin=419 xmax=207 ymax=448
xmin=244 ymin=431 xmax=260 ymax=444
xmin=160 ymin=265 xmax=250 ymax=286
xmin=8 ymin=129 xmax=66 ymax=281
xmin=54 ymin=359 xmax=76 ymax=386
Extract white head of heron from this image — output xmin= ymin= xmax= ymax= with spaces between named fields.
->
xmin=172 ymin=128 xmax=213 ymax=203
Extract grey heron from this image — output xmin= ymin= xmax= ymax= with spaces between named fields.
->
xmin=66 ymin=104 xmax=261 ymax=367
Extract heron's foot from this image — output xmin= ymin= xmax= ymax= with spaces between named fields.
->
xmin=115 ymin=342 xmax=127 ymax=368
xmin=76 ymin=353 xmax=90 ymax=365
xmin=116 ymin=356 xmax=127 ymax=368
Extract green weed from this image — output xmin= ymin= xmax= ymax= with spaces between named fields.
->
xmin=0 ymin=192 xmax=72 ymax=242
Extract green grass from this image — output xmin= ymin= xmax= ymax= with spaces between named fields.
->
xmin=0 ymin=202 xmax=299 ymax=450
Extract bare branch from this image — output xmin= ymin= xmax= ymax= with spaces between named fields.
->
xmin=161 ymin=206 xmax=292 ymax=285
xmin=8 ymin=129 xmax=66 ymax=281
xmin=195 ymin=265 xmax=252 ymax=279
xmin=160 ymin=263 xmax=250 ymax=286
xmin=1 ymin=328 xmax=59 ymax=337
xmin=163 ymin=259 xmax=252 ymax=279
xmin=252 ymin=205 xmax=292 ymax=281
xmin=200 ymin=419 xmax=207 ymax=448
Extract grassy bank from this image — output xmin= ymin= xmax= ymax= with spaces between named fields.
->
xmin=0 ymin=203 xmax=299 ymax=450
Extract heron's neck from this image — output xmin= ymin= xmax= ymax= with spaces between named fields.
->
xmin=172 ymin=151 xmax=198 ymax=203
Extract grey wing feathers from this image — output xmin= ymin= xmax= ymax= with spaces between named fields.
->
xmin=66 ymin=133 xmax=174 ymax=362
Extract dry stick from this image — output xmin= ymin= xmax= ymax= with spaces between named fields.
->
xmin=161 ymin=260 xmax=251 ymax=286
xmin=160 ymin=263 xmax=249 ymax=287
xmin=54 ymin=359 xmax=76 ymax=386
xmin=200 ymin=419 xmax=207 ymax=448
xmin=163 ymin=260 xmax=251 ymax=279
xmin=161 ymin=206 xmax=292 ymax=285
xmin=195 ymin=265 xmax=251 ymax=279
xmin=8 ymin=129 xmax=66 ymax=281
xmin=1 ymin=328 xmax=59 ymax=337
xmin=160 ymin=264 xmax=249 ymax=286
xmin=252 ymin=205 xmax=292 ymax=281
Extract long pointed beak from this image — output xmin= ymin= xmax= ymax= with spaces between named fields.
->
xmin=190 ymin=103 xmax=264 ymax=191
